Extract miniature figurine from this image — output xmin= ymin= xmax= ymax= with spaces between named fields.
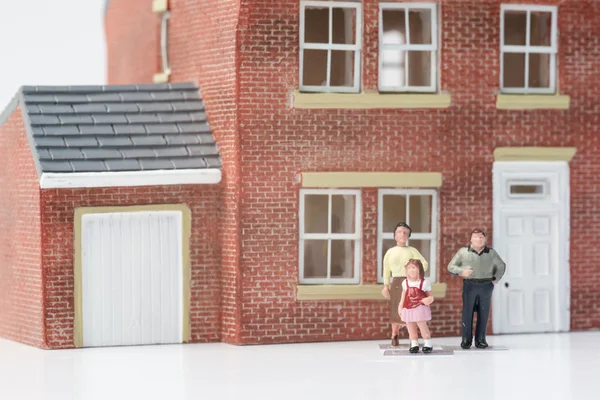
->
xmin=382 ymin=222 xmax=428 ymax=346
xmin=448 ymin=229 xmax=506 ymax=349
xmin=398 ymin=259 xmax=434 ymax=353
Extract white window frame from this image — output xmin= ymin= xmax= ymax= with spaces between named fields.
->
xmin=506 ymin=179 xmax=549 ymax=200
xmin=377 ymin=189 xmax=438 ymax=283
xmin=378 ymin=2 xmax=438 ymax=93
xmin=299 ymin=189 xmax=362 ymax=284
xmin=500 ymin=4 xmax=558 ymax=94
xmin=299 ymin=1 xmax=362 ymax=93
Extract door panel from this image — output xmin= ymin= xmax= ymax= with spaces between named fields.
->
xmin=498 ymin=210 xmax=557 ymax=333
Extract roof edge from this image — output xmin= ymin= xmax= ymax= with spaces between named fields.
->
xmin=40 ymin=168 xmax=222 ymax=189
xmin=18 ymin=87 xmax=44 ymax=179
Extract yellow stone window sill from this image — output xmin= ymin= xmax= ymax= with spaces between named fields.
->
xmin=300 ymin=172 xmax=442 ymax=188
xmin=296 ymin=283 xmax=447 ymax=301
xmin=293 ymin=91 xmax=452 ymax=109
xmin=496 ymin=94 xmax=570 ymax=110
xmin=494 ymin=147 xmax=577 ymax=162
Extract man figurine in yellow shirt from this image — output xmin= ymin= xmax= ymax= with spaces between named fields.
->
xmin=381 ymin=222 xmax=429 ymax=346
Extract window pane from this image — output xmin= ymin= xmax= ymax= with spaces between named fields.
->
xmin=408 ymin=195 xmax=432 ymax=233
xmin=331 ymin=240 xmax=355 ymax=278
xmin=380 ymin=49 xmax=405 ymax=87
xmin=510 ymin=184 xmax=544 ymax=195
xmin=303 ymin=49 xmax=328 ymax=86
xmin=504 ymin=10 xmax=527 ymax=46
xmin=503 ymin=52 xmax=525 ymax=88
xmin=332 ymin=7 xmax=356 ymax=45
xmin=408 ymin=9 xmax=432 ymax=45
xmin=529 ymin=53 xmax=551 ymax=88
xmin=304 ymin=7 xmax=329 ymax=44
xmin=407 ymin=51 xmax=431 ymax=87
xmin=330 ymin=50 xmax=355 ymax=87
xmin=530 ymin=11 xmax=552 ymax=47
xmin=407 ymin=239 xmax=431 ymax=278
xmin=382 ymin=10 xmax=406 ymax=45
xmin=304 ymin=194 xmax=328 ymax=233
xmin=303 ymin=240 xmax=328 ymax=278
xmin=331 ymin=194 xmax=355 ymax=233
xmin=382 ymin=195 xmax=406 ymax=233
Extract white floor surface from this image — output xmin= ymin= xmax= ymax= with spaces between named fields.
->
xmin=1 ymin=332 xmax=599 ymax=400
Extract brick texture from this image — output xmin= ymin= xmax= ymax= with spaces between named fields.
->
xmin=166 ymin=0 xmax=242 ymax=343
xmin=232 ymin=0 xmax=600 ymax=343
xmin=105 ymin=0 xmax=600 ymax=343
xmin=0 ymin=106 xmax=45 ymax=348
xmin=105 ymin=0 xmax=160 ymax=84
xmin=41 ymin=185 xmax=222 ymax=348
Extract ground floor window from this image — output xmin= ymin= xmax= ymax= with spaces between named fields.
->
xmin=299 ymin=189 xmax=361 ymax=284
xmin=377 ymin=189 xmax=438 ymax=282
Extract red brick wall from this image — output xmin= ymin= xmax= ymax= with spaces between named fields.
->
xmin=167 ymin=0 xmax=242 ymax=343
xmin=0 ymin=106 xmax=45 ymax=347
xmin=103 ymin=0 xmax=600 ymax=344
xmin=559 ymin=0 xmax=600 ymax=330
xmin=105 ymin=0 xmax=159 ymax=84
xmin=233 ymin=0 xmax=600 ymax=343
xmin=41 ymin=185 xmax=221 ymax=348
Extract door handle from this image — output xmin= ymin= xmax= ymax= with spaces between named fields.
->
xmin=504 ymin=282 xmax=509 ymax=288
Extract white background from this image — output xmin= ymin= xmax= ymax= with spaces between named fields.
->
xmin=0 ymin=0 xmax=106 ymax=108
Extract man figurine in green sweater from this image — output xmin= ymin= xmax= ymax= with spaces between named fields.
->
xmin=448 ymin=229 xmax=506 ymax=349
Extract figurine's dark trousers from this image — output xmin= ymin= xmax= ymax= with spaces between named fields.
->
xmin=461 ymin=280 xmax=494 ymax=343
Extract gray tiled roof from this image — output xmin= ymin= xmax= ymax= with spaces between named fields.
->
xmin=20 ymin=83 xmax=221 ymax=174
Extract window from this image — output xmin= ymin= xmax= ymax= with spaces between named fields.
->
xmin=299 ymin=189 xmax=361 ymax=284
xmin=508 ymin=180 xmax=548 ymax=199
xmin=299 ymin=1 xmax=362 ymax=93
xmin=379 ymin=3 xmax=438 ymax=92
xmin=377 ymin=189 xmax=438 ymax=282
xmin=500 ymin=4 xmax=558 ymax=94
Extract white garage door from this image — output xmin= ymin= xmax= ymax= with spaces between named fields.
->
xmin=81 ymin=211 xmax=183 ymax=347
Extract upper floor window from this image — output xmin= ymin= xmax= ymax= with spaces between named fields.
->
xmin=299 ymin=189 xmax=361 ymax=284
xmin=299 ymin=1 xmax=362 ymax=93
xmin=377 ymin=189 xmax=438 ymax=283
xmin=379 ymin=3 xmax=438 ymax=92
xmin=500 ymin=4 xmax=558 ymax=94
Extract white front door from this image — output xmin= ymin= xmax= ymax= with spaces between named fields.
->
xmin=492 ymin=162 xmax=570 ymax=334
xmin=81 ymin=211 xmax=184 ymax=347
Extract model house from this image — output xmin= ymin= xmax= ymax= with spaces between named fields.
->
xmin=0 ymin=0 xmax=598 ymax=349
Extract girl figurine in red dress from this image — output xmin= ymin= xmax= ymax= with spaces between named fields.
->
xmin=398 ymin=259 xmax=435 ymax=353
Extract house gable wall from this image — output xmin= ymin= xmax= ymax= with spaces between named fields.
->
xmin=0 ymin=106 xmax=45 ymax=347
xmin=105 ymin=0 xmax=160 ymax=84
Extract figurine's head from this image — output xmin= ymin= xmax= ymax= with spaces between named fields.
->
xmin=405 ymin=259 xmax=425 ymax=280
xmin=470 ymin=229 xmax=486 ymax=249
xmin=393 ymin=222 xmax=412 ymax=245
